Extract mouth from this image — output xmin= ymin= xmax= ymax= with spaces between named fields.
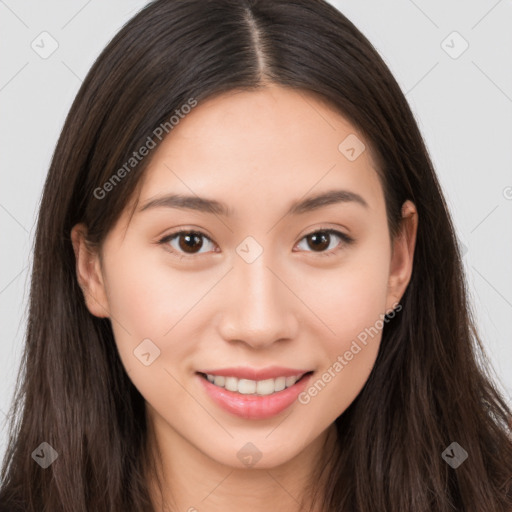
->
xmin=196 ymin=370 xmax=314 ymax=420
xmin=197 ymin=371 xmax=313 ymax=397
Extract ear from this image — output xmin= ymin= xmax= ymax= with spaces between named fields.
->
xmin=386 ymin=200 xmax=418 ymax=310
xmin=70 ymin=223 xmax=110 ymax=318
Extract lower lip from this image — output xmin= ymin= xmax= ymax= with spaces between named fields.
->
xmin=196 ymin=372 xmax=313 ymax=420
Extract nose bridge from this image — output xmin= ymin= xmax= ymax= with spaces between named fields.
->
xmin=217 ymin=245 xmax=297 ymax=348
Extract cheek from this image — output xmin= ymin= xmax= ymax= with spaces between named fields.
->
xmin=299 ymin=239 xmax=391 ymax=347
xmin=103 ymin=246 xmax=205 ymax=338
xmin=296 ymin=243 xmax=390 ymax=413
xmin=104 ymin=272 xmax=202 ymax=417
xmin=101 ymin=250 xmax=204 ymax=385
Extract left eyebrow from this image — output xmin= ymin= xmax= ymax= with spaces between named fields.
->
xmin=137 ymin=188 xmax=369 ymax=217
xmin=287 ymin=189 xmax=369 ymax=215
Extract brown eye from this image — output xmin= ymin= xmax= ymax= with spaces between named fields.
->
xmin=160 ymin=230 xmax=216 ymax=256
xmin=177 ymin=232 xmax=204 ymax=253
xmin=296 ymin=229 xmax=353 ymax=257
xmin=306 ymin=231 xmax=331 ymax=252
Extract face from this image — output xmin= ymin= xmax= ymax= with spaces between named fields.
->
xmin=72 ymin=85 xmax=417 ymax=471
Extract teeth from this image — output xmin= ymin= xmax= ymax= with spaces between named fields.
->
xmin=238 ymin=379 xmax=256 ymax=394
xmin=213 ymin=375 xmax=224 ymax=386
xmin=203 ymin=373 xmax=305 ymax=396
xmin=274 ymin=376 xmax=286 ymax=392
xmin=257 ymin=378 xmax=276 ymax=395
xmin=285 ymin=376 xmax=298 ymax=387
xmin=225 ymin=376 xmax=238 ymax=392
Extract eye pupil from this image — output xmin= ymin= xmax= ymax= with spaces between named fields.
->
xmin=179 ymin=233 xmax=203 ymax=253
xmin=308 ymin=232 xmax=330 ymax=251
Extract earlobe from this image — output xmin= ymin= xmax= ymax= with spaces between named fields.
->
xmin=70 ymin=223 xmax=110 ymax=318
xmin=386 ymin=200 xmax=418 ymax=310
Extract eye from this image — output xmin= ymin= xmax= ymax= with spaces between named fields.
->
xmin=158 ymin=230 xmax=216 ymax=259
xmin=295 ymin=228 xmax=354 ymax=257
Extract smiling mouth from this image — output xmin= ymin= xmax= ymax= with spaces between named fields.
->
xmin=197 ymin=371 xmax=314 ymax=396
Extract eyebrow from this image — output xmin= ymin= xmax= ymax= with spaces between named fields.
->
xmin=138 ymin=189 xmax=369 ymax=217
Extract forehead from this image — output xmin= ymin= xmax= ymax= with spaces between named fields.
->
xmin=134 ymin=85 xmax=385 ymax=223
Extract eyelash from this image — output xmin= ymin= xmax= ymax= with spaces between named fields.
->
xmin=158 ymin=227 xmax=354 ymax=261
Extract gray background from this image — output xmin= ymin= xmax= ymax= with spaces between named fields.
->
xmin=1 ymin=0 xmax=511 ymax=459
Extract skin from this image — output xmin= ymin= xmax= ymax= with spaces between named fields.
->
xmin=71 ymin=84 xmax=417 ymax=512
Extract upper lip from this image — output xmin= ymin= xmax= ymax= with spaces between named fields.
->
xmin=197 ymin=366 xmax=312 ymax=381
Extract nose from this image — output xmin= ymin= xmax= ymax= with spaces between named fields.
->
xmin=216 ymin=253 xmax=299 ymax=350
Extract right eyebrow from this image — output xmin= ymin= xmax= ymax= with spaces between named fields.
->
xmin=138 ymin=194 xmax=232 ymax=216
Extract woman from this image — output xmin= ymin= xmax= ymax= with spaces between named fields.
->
xmin=1 ymin=0 xmax=511 ymax=510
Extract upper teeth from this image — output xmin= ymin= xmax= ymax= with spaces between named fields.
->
xmin=205 ymin=374 xmax=304 ymax=396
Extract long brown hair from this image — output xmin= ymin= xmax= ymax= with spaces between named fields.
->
xmin=1 ymin=0 xmax=511 ymax=510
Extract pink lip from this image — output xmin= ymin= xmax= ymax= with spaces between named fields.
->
xmin=196 ymin=365 xmax=310 ymax=380
xmin=196 ymin=371 xmax=313 ymax=420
